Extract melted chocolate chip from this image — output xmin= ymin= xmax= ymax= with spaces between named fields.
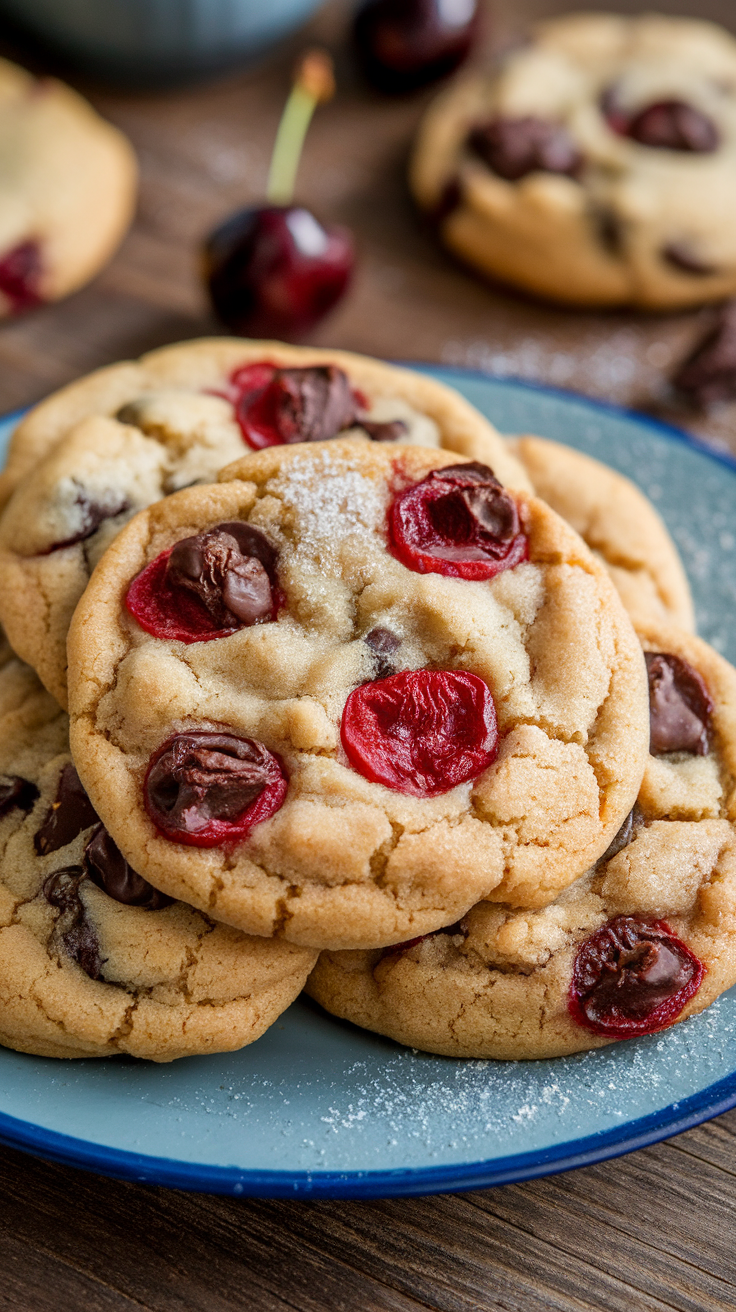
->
xmin=46 ymin=488 xmax=130 ymax=553
xmin=84 ymin=825 xmax=173 ymax=909
xmin=598 ymin=805 xmax=644 ymax=865
xmin=427 ymin=462 xmax=520 ymax=547
xmin=166 ymin=522 xmax=276 ymax=629
xmin=43 ymin=865 xmax=86 ymax=913
xmin=360 ymin=419 xmax=409 ymax=443
xmin=662 ymin=242 xmax=717 ymax=276
xmin=271 ymin=366 xmax=359 ymax=443
xmin=34 ymin=765 xmax=98 ymax=856
xmin=0 ymin=775 xmax=39 ymax=820
xmin=576 ymin=917 xmax=697 ymax=1023
xmin=646 ymin=652 xmax=713 ymax=756
xmin=673 ymin=301 xmax=736 ymax=407
xmin=468 ymin=116 xmax=582 ymax=181
xmin=42 ymin=866 xmax=102 ymax=981
xmin=365 ymin=627 xmax=401 ymax=680
xmin=624 ymin=100 xmax=719 ymax=152
xmin=146 ymin=732 xmax=277 ymax=835
xmin=595 ymin=207 xmax=624 ymax=256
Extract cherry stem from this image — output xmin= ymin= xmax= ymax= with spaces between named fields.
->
xmin=266 ymin=50 xmax=335 ymax=206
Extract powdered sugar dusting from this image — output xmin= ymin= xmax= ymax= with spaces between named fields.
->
xmin=269 ymin=450 xmax=386 ymax=565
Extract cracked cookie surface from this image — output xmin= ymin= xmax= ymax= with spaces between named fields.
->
xmin=0 ymin=56 xmax=136 ymax=318
xmin=411 ymin=14 xmax=736 ymax=309
xmin=508 ymin=435 xmax=694 ymax=631
xmin=68 ymin=440 xmax=648 ymax=949
xmin=0 ymin=656 xmax=316 ymax=1062
xmin=0 ymin=337 xmax=529 ymax=511
xmin=307 ymin=622 xmax=736 ymax=1058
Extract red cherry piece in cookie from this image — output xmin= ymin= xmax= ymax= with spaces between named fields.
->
xmin=126 ymin=522 xmax=278 ymax=644
xmin=0 ymin=240 xmax=44 ymax=314
xmin=389 ymin=461 xmax=528 ymax=579
xmin=645 ymin=652 xmax=713 ymax=756
xmin=341 ymin=669 xmax=498 ymax=797
xmin=230 ymin=362 xmax=359 ymax=449
xmin=144 ymin=731 xmax=288 ymax=848
xmin=468 ymin=117 xmax=582 ymax=181
xmin=569 ymin=915 xmax=704 ymax=1039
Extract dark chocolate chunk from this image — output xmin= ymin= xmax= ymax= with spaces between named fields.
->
xmin=427 ymin=462 xmax=520 ymax=546
xmin=0 ymin=775 xmax=39 ymax=820
xmin=468 ymin=116 xmax=582 ymax=182
xmin=673 ymin=301 xmax=736 ymax=407
xmin=146 ymin=732 xmax=278 ymax=835
xmin=360 ymin=419 xmax=409 ymax=443
xmin=42 ymin=866 xmax=103 ymax=980
xmin=594 ymin=207 xmax=624 ymax=256
xmin=598 ymin=805 xmax=643 ymax=865
xmin=624 ymin=100 xmax=719 ymax=152
xmin=662 ymin=242 xmax=717 ymax=276
xmin=645 ymin=652 xmax=713 ymax=756
xmin=166 ymin=522 xmax=276 ymax=629
xmin=34 ymin=764 xmax=99 ymax=856
xmin=575 ymin=916 xmax=697 ymax=1022
xmin=45 ymin=486 xmax=130 ymax=553
xmin=43 ymin=865 xmax=86 ymax=913
xmin=84 ymin=825 xmax=173 ymax=909
xmin=272 ymin=366 xmax=359 ymax=443
xmin=365 ymin=626 xmax=401 ymax=680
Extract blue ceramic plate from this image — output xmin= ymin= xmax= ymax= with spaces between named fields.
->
xmin=1 ymin=367 xmax=736 ymax=1199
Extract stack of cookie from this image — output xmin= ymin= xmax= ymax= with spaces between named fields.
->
xmin=0 ymin=339 xmax=733 ymax=1064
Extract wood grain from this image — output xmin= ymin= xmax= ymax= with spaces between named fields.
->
xmin=1 ymin=2 xmax=736 ymax=1309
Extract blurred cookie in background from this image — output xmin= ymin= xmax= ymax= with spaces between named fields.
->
xmin=0 ymin=56 xmax=137 ymax=317
xmin=411 ymin=13 xmax=736 ymax=309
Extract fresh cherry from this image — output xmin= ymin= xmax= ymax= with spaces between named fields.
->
xmin=144 ymin=731 xmax=288 ymax=847
xmin=0 ymin=240 xmax=44 ymax=315
xmin=204 ymin=51 xmax=354 ymax=341
xmin=126 ymin=522 xmax=279 ymax=644
xmin=354 ymin=0 xmax=479 ymax=94
xmin=568 ymin=916 xmax=704 ymax=1039
xmin=204 ymin=206 xmax=354 ymax=340
xmin=389 ymin=461 xmax=528 ymax=579
xmin=341 ymin=668 xmax=498 ymax=797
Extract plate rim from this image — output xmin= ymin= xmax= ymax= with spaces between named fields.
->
xmin=2 ymin=370 xmax=736 ymax=1199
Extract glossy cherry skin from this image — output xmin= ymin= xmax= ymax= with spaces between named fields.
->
xmin=204 ymin=205 xmax=355 ymax=341
xmin=0 ymin=240 xmax=44 ymax=314
xmin=354 ymin=0 xmax=479 ymax=93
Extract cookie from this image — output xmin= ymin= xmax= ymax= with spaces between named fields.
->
xmin=508 ymin=435 xmax=694 ymax=630
xmin=411 ymin=14 xmax=736 ymax=309
xmin=0 ymin=337 xmax=529 ymax=512
xmin=0 ymin=656 xmax=316 ymax=1062
xmin=0 ymin=57 xmax=136 ymax=318
xmin=67 ymin=440 xmax=648 ymax=949
xmin=307 ymin=622 xmax=736 ymax=1059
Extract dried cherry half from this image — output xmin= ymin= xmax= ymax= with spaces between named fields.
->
xmin=569 ymin=915 xmax=704 ymax=1039
xmin=341 ymin=669 xmax=498 ymax=797
xmin=388 ymin=462 xmax=528 ymax=579
xmin=126 ymin=522 xmax=279 ymax=644
xmin=144 ymin=731 xmax=288 ymax=847
xmin=229 ymin=362 xmax=359 ymax=449
xmin=603 ymin=94 xmax=719 ymax=153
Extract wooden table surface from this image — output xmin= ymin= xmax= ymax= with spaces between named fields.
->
xmin=1 ymin=2 xmax=736 ymax=1308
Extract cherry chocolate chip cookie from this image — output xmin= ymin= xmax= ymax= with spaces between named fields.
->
xmin=307 ymin=623 xmax=736 ymax=1058
xmin=0 ymin=656 xmax=316 ymax=1061
xmin=411 ymin=13 xmax=736 ymax=309
xmin=67 ymin=440 xmax=648 ymax=950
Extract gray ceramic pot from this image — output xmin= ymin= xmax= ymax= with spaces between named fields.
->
xmin=0 ymin=0 xmax=325 ymax=83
